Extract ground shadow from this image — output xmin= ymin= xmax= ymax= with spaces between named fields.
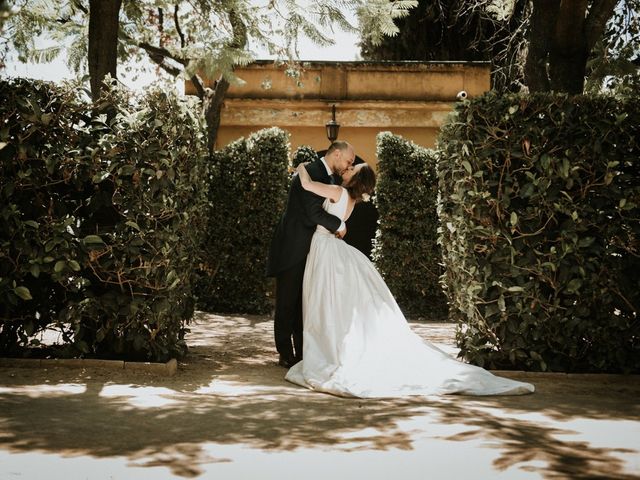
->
xmin=0 ymin=313 xmax=638 ymax=479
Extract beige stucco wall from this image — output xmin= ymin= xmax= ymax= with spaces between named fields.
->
xmin=187 ymin=60 xmax=490 ymax=165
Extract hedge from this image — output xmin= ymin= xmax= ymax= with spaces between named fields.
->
xmin=291 ymin=145 xmax=320 ymax=167
xmin=437 ymin=92 xmax=639 ymax=373
xmin=373 ymin=132 xmax=447 ymax=319
xmin=0 ymin=78 xmax=209 ymax=361
xmin=195 ymin=127 xmax=290 ymax=314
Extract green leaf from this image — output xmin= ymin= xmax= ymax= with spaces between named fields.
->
xmin=25 ymin=320 xmax=35 ymax=336
xmin=461 ymin=160 xmax=472 ymax=174
xmin=68 ymin=260 xmax=81 ymax=271
xmin=83 ymin=235 xmax=105 ymax=244
xmin=125 ymin=221 xmax=141 ymax=231
xmin=92 ymin=171 xmax=110 ymax=183
xmin=24 ymin=220 xmax=39 ymax=228
xmin=54 ymin=260 xmax=66 ymax=272
xmin=30 ymin=264 xmax=40 ymax=278
xmin=166 ymin=270 xmax=178 ymax=284
xmin=498 ymin=295 xmax=506 ymax=312
xmin=75 ymin=340 xmax=90 ymax=354
xmin=96 ymin=328 xmax=106 ymax=343
xmin=565 ymin=278 xmax=582 ymax=294
xmin=578 ymin=237 xmax=595 ymax=248
xmin=14 ymin=286 xmax=33 ymax=301
xmin=530 ymin=351 xmax=542 ymax=361
xmin=119 ymin=165 xmax=136 ymax=176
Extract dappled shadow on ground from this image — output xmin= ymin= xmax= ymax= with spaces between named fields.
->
xmin=0 ymin=313 xmax=638 ymax=479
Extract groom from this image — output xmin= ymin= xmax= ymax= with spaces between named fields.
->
xmin=266 ymin=141 xmax=355 ymax=368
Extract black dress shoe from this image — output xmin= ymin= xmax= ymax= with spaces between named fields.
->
xmin=278 ymin=354 xmax=295 ymax=368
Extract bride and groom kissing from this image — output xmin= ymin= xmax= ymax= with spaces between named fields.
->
xmin=266 ymin=141 xmax=534 ymax=398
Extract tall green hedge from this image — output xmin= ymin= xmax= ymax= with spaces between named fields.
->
xmin=195 ymin=127 xmax=290 ymax=314
xmin=291 ymin=145 xmax=320 ymax=167
xmin=373 ymin=132 xmax=447 ymax=319
xmin=0 ymin=78 xmax=209 ymax=361
xmin=437 ymin=92 xmax=639 ymax=373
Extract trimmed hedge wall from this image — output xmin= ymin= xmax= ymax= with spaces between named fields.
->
xmin=0 ymin=78 xmax=209 ymax=361
xmin=373 ymin=132 xmax=447 ymax=319
xmin=437 ymin=92 xmax=639 ymax=373
xmin=195 ymin=127 xmax=290 ymax=314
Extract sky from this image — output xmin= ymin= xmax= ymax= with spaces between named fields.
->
xmin=3 ymin=11 xmax=361 ymax=92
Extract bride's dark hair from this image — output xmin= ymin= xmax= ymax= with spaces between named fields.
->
xmin=346 ymin=164 xmax=376 ymax=202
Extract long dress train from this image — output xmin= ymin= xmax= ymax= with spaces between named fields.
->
xmin=285 ymin=188 xmax=534 ymax=398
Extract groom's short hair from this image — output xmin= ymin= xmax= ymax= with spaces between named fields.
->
xmin=326 ymin=140 xmax=351 ymax=156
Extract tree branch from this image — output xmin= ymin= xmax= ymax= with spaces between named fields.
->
xmin=73 ymin=0 xmax=88 ymax=15
xmin=155 ymin=59 xmax=182 ymax=77
xmin=174 ymin=4 xmax=186 ymax=49
xmin=158 ymin=7 xmax=164 ymax=47
xmin=135 ymin=40 xmax=183 ymax=77
xmin=227 ymin=8 xmax=247 ymax=49
xmin=190 ymin=74 xmax=206 ymax=98
xmin=138 ymin=41 xmax=188 ymax=66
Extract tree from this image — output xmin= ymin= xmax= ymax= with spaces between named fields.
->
xmin=584 ymin=2 xmax=640 ymax=95
xmin=0 ymin=1 xmax=9 ymax=32
xmin=525 ymin=0 xmax=617 ymax=93
xmin=360 ymin=1 xmax=490 ymax=62
xmin=0 ymin=0 xmax=12 ymax=67
xmin=359 ymin=0 xmax=530 ymax=91
xmin=88 ymin=0 xmax=122 ymax=101
xmin=5 ymin=0 xmax=417 ymax=153
xmin=359 ymin=0 xmax=640 ymax=95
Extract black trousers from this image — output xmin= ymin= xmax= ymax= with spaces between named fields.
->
xmin=274 ymin=259 xmax=306 ymax=360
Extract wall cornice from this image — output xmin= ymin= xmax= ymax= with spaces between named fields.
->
xmin=221 ymin=99 xmax=454 ymax=128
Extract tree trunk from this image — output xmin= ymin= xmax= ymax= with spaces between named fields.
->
xmin=204 ymin=77 xmax=231 ymax=154
xmin=524 ymin=0 xmax=559 ymax=92
xmin=548 ymin=0 xmax=589 ymax=93
xmin=203 ymin=8 xmax=246 ymax=154
xmin=525 ymin=0 xmax=617 ymax=94
xmin=88 ymin=0 xmax=122 ymax=101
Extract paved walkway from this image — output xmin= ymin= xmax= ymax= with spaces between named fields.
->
xmin=1 ymin=313 xmax=638 ymax=480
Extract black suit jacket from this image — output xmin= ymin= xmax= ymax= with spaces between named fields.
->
xmin=266 ymin=159 xmax=342 ymax=277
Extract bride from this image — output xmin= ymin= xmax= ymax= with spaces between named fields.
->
xmin=285 ymin=162 xmax=534 ymax=398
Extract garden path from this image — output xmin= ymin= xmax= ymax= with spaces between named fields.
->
xmin=0 ymin=312 xmax=638 ymax=479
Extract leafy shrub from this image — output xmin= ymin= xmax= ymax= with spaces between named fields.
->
xmin=291 ymin=145 xmax=320 ymax=167
xmin=373 ymin=132 xmax=447 ymax=319
xmin=196 ymin=127 xmax=290 ymax=314
xmin=0 ymin=78 xmax=86 ymax=354
xmin=437 ymin=92 xmax=639 ymax=373
xmin=0 ymin=77 xmax=209 ymax=361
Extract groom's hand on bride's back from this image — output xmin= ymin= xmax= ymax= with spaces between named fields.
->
xmin=335 ymin=227 xmax=347 ymax=239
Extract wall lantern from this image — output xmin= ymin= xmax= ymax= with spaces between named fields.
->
xmin=325 ymin=104 xmax=340 ymax=143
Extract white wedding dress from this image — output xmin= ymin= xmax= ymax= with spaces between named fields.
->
xmin=285 ymin=188 xmax=534 ymax=398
